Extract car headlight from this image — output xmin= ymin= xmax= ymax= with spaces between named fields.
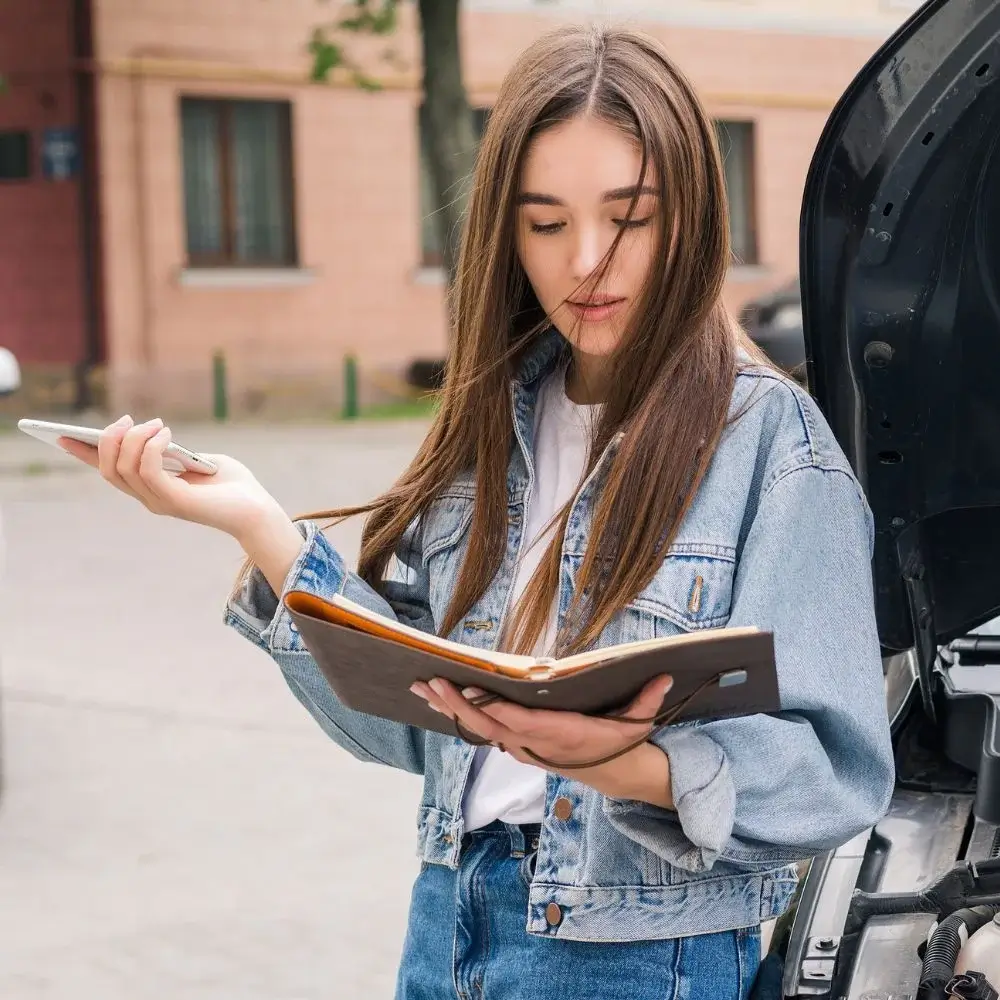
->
xmin=0 ymin=347 xmax=21 ymax=396
xmin=770 ymin=304 xmax=803 ymax=331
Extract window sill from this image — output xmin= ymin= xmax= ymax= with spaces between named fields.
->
xmin=413 ymin=266 xmax=448 ymax=286
xmin=727 ymin=264 xmax=770 ymax=283
xmin=178 ymin=267 xmax=317 ymax=289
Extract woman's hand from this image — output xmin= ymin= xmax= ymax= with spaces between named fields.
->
xmin=59 ymin=415 xmax=311 ymax=597
xmin=410 ymin=675 xmax=677 ymax=808
xmin=58 ymin=415 xmax=285 ymax=540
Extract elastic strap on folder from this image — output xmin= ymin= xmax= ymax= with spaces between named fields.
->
xmin=452 ymin=672 xmax=725 ymax=770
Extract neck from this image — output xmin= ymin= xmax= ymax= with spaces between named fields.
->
xmin=565 ymin=350 xmax=610 ymax=405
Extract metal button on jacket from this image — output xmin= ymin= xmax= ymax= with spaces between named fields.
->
xmin=553 ymin=796 xmax=573 ymax=821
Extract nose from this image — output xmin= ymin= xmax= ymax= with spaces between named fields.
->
xmin=569 ymin=223 xmax=607 ymax=284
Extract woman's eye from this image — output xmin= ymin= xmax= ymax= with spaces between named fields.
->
xmin=530 ymin=221 xmax=565 ymax=234
xmin=613 ymin=217 xmax=653 ymax=230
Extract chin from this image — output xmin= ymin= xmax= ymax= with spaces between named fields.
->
xmin=550 ymin=305 xmax=627 ymax=358
xmin=555 ymin=323 xmax=622 ymax=358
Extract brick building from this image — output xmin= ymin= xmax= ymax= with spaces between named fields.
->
xmin=0 ymin=0 xmax=921 ymax=418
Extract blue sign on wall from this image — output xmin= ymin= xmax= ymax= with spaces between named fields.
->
xmin=41 ymin=127 xmax=80 ymax=180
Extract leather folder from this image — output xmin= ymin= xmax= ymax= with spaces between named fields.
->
xmin=283 ymin=590 xmax=780 ymax=741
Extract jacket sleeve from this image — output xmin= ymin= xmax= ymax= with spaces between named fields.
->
xmin=603 ymin=464 xmax=896 ymax=873
xmin=223 ymin=518 xmax=432 ymax=774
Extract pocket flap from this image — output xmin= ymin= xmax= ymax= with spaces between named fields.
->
xmin=629 ymin=548 xmax=736 ymax=630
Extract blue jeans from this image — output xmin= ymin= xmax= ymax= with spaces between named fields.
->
xmin=395 ymin=822 xmax=761 ymax=1000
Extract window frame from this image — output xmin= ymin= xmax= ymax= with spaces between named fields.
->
xmin=180 ymin=96 xmax=299 ymax=269
xmin=714 ymin=118 xmax=759 ymax=267
xmin=0 ymin=130 xmax=32 ymax=182
xmin=419 ymin=106 xmax=491 ymax=268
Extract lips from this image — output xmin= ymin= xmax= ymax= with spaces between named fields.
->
xmin=568 ymin=297 xmax=624 ymax=308
xmin=565 ymin=296 xmax=627 ymax=323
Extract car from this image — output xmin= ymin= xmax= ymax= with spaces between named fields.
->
xmin=739 ymin=279 xmax=806 ymax=382
xmin=0 ymin=347 xmax=20 ymax=397
xmin=0 ymin=345 xmax=20 ymax=803
xmin=754 ymin=0 xmax=1000 ymax=996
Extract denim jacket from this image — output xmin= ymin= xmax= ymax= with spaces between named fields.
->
xmin=224 ymin=334 xmax=895 ymax=942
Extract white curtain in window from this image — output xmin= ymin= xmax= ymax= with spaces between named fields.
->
xmin=181 ymin=101 xmax=223 ymax=258
xmin=716 ymin=121 xmax=755 ymax=265
xmin=418 ymin=107 xmax=490 ymax=264
xmin=231 ymin=102 xmax=291 ymax=264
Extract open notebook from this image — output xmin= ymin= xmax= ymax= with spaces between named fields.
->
xmin=282 ymin=589 xmax=781 ymax=739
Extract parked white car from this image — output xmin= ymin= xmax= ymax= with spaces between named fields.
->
xmin=0 ymin=345 xmax=18 ymax=797
xmin=0 ymin=347 xmax=20 ymax=396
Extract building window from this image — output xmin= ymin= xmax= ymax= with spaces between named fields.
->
xmin=715 ymin=119 xmax=758 ymax=266
xmin=419 ymin=113 xmax=757 ymax=269
xmin=180 ymin=98 xmax=296 ymax=267
xmin=0 ymin=131 xmax=31 ymax=181
xmin=419 ymin=107 xmax=490 ymax=267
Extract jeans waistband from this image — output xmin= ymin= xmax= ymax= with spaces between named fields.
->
xmin=467 ymin=820 xmax=542 ymax=857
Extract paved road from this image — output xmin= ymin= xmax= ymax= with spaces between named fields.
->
xmin=0 ymin=421 xmax=431 ymax=999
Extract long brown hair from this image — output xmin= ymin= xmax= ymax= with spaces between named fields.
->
xmin=291 ymin=25 xmax=766 ymax=655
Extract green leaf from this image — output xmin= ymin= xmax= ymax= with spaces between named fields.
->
xmin=308 ymin=29 xmax=344 ymax=81
xmin=339 ymin=0 xmax=398 ymax=36
xmin=371 ymin=3 xmax=398 ymax=35
xmin=352 ymin=70 xmax=383 ymax=92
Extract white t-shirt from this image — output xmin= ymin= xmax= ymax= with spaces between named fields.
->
xmin=462 ymin=368 xmax=600 ymax=831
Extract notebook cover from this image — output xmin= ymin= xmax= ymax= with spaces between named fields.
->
xmin=284 ymin=596 xmax=780 ymax=738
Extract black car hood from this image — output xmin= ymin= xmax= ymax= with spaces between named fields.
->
xmin=802 ymin=0 xmax=1000 ymax=653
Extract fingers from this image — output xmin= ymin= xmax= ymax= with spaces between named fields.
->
xmin=57 ymin=438 xmax=99 ymax=469
xmin=619 ymin=675 xmax=674 ymax=723
xmin=96 ymin=414 xmax=137 ymax=495
xmin=137 ymin=426 xmax=188 ymax=508
xmin=117 ymin=419 xmax=170 ymax=509
xmin=416 ymin=679 xmax=515 ymax=747
xmin=410 ymin=681 xmax=448 ymax=714
xmin=95 ymin=415 xmax=183 ymax=512
xmin=116 ymin=418 xmax=162 ymax=486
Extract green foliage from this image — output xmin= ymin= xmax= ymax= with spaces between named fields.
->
xmin=339 ymin=0 xmax=400 ymax=35
xmin=308 ymin=29 xmax=344 ymax=81
xmin=309 ymin=0 xmax=401 ymax=87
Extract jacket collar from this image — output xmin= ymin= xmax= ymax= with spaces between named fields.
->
xmin=511 ymin=329 xmax=570 ymax=388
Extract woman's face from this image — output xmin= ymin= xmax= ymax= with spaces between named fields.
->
xmin=516 ymin=115 xmax=660 ymax=360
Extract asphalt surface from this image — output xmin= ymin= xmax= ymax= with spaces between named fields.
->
xmin=0 ymin=421 xmax=431 ymax=999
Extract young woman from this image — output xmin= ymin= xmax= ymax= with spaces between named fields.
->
xmin=62 ymin=24 xmax=894 ymax=1000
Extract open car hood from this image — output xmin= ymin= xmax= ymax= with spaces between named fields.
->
xmin=802 ymin=0 xmax=1000 ymax=657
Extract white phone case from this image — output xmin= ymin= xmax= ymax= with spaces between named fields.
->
xmin=17 ymin=419 xmax=218 ymax=476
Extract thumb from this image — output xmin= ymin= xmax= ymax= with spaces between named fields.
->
xmin=620 ymin=675 xmax=674 ymax=722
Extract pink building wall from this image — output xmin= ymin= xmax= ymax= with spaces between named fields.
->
xmin=0 ymin=0 xmax=88 ymax=368
xmin=80 ymin=3 xmax=889 ymax=414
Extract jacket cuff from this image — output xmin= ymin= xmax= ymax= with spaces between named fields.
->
xmin=602 ymin=727 xmax=735 ymax=873
xmin=223 ymin=520 xmax=348 ymax=654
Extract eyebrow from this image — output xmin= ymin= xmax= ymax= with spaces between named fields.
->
xmin=516 ymin=185 xmax=659 ymax=207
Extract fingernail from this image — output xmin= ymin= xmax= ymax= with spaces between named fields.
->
xmin=462 ymin=687 xmax=484 ymax=699
xmin=409 ymin=684 xmax=428 ymax=701
xmin=428 ymin=679 xmax=445 ymax=697
xmin=148 ymin=417 xmax=164 ymax=429
xmin=115 ymin=415 xmax=132 ymax=427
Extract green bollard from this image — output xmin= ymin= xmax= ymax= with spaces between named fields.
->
xmin=343 ymin=354 xmax=359 ymax=420
xmin=212 ymin=350 xmax=228 ymax=422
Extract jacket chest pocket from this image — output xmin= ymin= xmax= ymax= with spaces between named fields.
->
xmin=613 ymin=548 xmax=738 ymax=644
xmin=420 ymin=494 xmax=476 ymax=632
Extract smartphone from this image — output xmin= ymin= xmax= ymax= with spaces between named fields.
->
xmin=17 ymin=418 xmax=219 ymax=476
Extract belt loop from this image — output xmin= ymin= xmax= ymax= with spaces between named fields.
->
xmin=505 ymin=823 xmax=528 ymax=857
